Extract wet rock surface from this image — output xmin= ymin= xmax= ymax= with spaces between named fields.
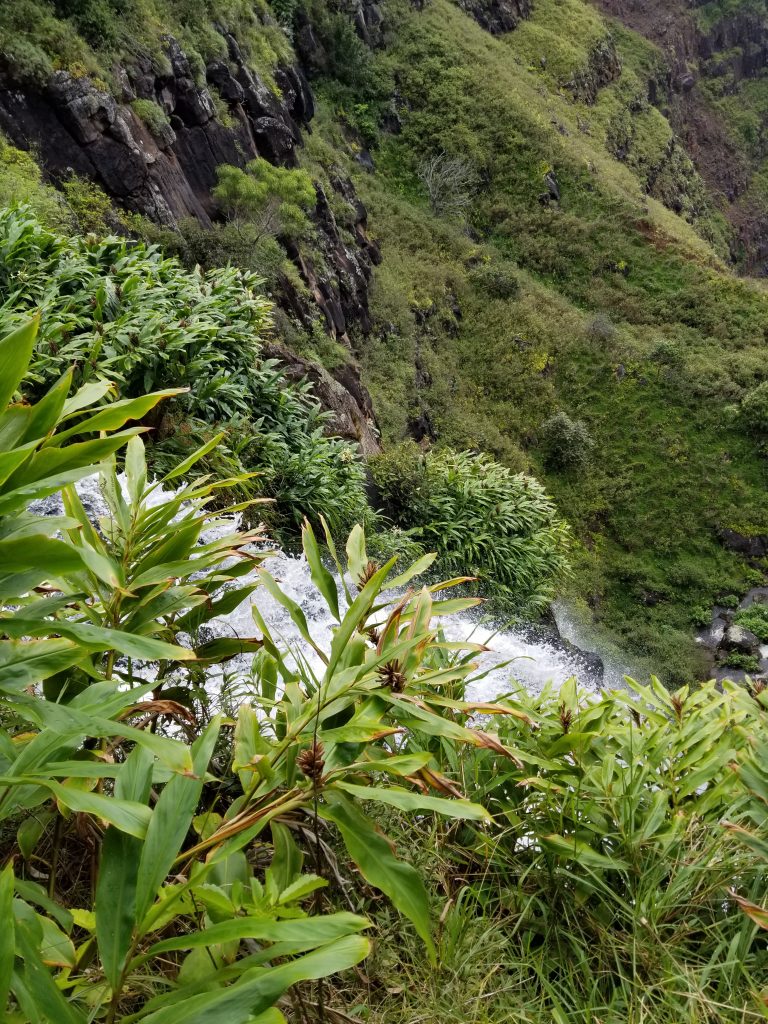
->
xmin=697 ymin=587 xmax=768 ymax=685
xmin=455 ymin=0 xmax=531 ymax=34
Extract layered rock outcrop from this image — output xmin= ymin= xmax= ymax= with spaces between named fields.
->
xmin=0 ymin=26 xmax=380 ymax=451
xmin=455 ymin=0 xmax=531 ymax=34
xmin=593 ymin=0 xmax=768 ymax=270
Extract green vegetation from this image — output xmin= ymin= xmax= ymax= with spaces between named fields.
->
xmin=0 ymin=0 xmax=292 ymax=92
xmin=130 ymin=98 xmax=172 ymax=140
xmin=0 ymin=319 xmax=493 ymax=1020
xmin=371 ymin=442 xmax=571 ymax=613
xmin=1 ymin=317 xmax=768 ymax=1022
xmin=0 ymin=206 xmax=368 ymax=540
xmin=213 ymin=159 xmax=316 ymax=240
xmin=734 ymin=602 xmax=768 ymax=640
xmin=6 ymin=0 xmax=768 ymax=1018
xmin=296 ymin=0 xmax=768 ymax=680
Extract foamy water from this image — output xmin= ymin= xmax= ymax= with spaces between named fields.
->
xmin=32 ymin=476 xmax=608 ymax=700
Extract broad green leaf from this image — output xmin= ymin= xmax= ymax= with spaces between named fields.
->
xmin=321 ymin=792 xmax=435 ymax=961
xmin=0 ymin=638 xmax=84 ymax=692
xmin=3 ymin=619 xmax=194 ymax=663
xmin=0 ymin=536 xmax=89 ymax=574
xmin=61 ymin=379 xmax=113 ymax=418
xmin=17 ymin=812 xmax=53 ymax=861
xmin=125 ymin=435 xmax=148 ymax=506
xmin=0 ymin=865 xmax=14 ymax=1012
xmin=5 ymin=430 xmax=145 ymax=490
xmin=48 ymin=391 xmax=183 ymax=446
xmin=193 ymin=637 xmax=263 ymax=664
xmin=20 ymin=371 xmax=72 ymax=444
xmin=332 ymin=782 xmax=491 ymax=821
xmin=0 ymin=317 xmax=37 ymax=411
xmin=13 ymin=914 xmax=86 ymax=1024
xmin=136 ymin=717 xmax=222 ymax=926
xmin=345 ymin=524 xmax=367 ymax=585
xmin=302 ymin=520 xmax=339 ymax=621
xmin=96 ymin=747 xmax=153 ymax=989
xmin=45 ymin=780 xmax=152 ymax=838
xmin=160 ymin=432 xmax=226 ymax=481
xmin=145 ymin=912 xmax=368 ymax=955
xmin=385 ymin=552 xmax=438 ymax=591
xmin=140 ymin=934 xmax=370 ymax=1024
xmin=36 ymin=913 xmax=75 ymax=967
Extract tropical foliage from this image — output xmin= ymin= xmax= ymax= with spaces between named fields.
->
xmin=0 ymin=206 xmax=368 ymax=539
xmin=0 ymin=317 xmax=511 ymax=1021
xmin=370 ymin=442 xmax=571 ymax=612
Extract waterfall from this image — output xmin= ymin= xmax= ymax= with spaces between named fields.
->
xmin=220 ymin=550 xmax=605 ymax=700
xmin=31 ymin=476 xmax=609 ymax=701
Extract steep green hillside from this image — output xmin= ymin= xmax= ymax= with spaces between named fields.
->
xmin=314 ymin=0 xmax=768 ymax=679
xmin=2 ymin=0 xmax=768 ymax=679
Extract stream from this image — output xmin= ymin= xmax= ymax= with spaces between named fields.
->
xmin=32 ymin=476 xmax=629 ymax=701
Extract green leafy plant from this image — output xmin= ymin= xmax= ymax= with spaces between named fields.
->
xmin=734 ymin=603 xmax=768 ymax=641
xmin=213 ymin=159 xmax=316 ymax=241
xmin=371 ymin=673 xmax=768 ymax=1022
xmin=370 ymin=442 xmax=571 ymax=612
xmin=0 ymin=206 xmax=368 ymax=539
xmin=0 ymin=316 xmax=519 ymax=1020
xmin=722 ymin=651 xmax=760 ymax=672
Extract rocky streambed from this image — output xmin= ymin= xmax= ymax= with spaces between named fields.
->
xmin=697 ymin=587 xmax=768 ymax=685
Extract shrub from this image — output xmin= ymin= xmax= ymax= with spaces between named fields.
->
xmin=468 ymin=260 xmax=520 ymax=299
xmin=0 ymin=205 xmax=367 ymax=539
xmin=370 ymin=441 xmax=571 ymax=612
xmin=62 ymin=173 xmax=116 ymax=233
xmin=418 ymin=151 xmax=480 ymax=219
xmin=213 ymin=158 xmax=316 ymax=241
xmin=373 ymin=675 xmax=768 ymax=1022
xmin=741 ymin=380 xmax=768 ymax=436
xmin=538 ymin=410 xmax=595 ymax=471
xmin=734 ymin=603 xmax=768 ymax=642
xmin=585 ymin=311 xmax=617 ymax=346
xmin=723 ymin=651 xmax=760 ymax=672
xmin=691 ymin=603 xmax=712 ymax=627
xmin=130 ymin=97 xmax=172 ymax=140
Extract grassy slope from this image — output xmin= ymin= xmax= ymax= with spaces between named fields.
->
xmin=4 ymin=0 xmax=768 ymax=680
xmin=314 ymin=0 xmax=768 ymax=681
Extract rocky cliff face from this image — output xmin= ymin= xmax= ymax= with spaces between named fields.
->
xmin=455 ymin=0 xmax=531 ymax=34
xmin=0 ymin=27 xmax=380 ymax=453
xmin=593 ymin=0 xmax=768 ymax=270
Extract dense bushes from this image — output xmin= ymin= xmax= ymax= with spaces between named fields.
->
xmin=360 ymin=675 xmax=768 ymax=1022
xmin=538 ymin=410 xmax=595 ymax=471
xmin=370 ymin=441 xmax=571 ymax=612
xmin=0 ymin=206 xmax=368 ymax=538
xmin=0 ymin=322 xmax=494 ymax=1019
xmin=2 ymin=316 xmax=767 ymax=1023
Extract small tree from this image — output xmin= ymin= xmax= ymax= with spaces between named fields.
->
xmin=213 ymin=158 xmax=316 ymax=241
xmin=586 ymin=312 xmax=617 ymax=348
xmin=539 ymin=411 xmax=594 ymax=472
xmin=418 ymin=151 xmax=479 ymax=218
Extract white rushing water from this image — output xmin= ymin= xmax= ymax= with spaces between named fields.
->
xmin=218 ymin=549 xmax=606 ymax=700
xmin=33 ymin=476 xmax=611 ymax=701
